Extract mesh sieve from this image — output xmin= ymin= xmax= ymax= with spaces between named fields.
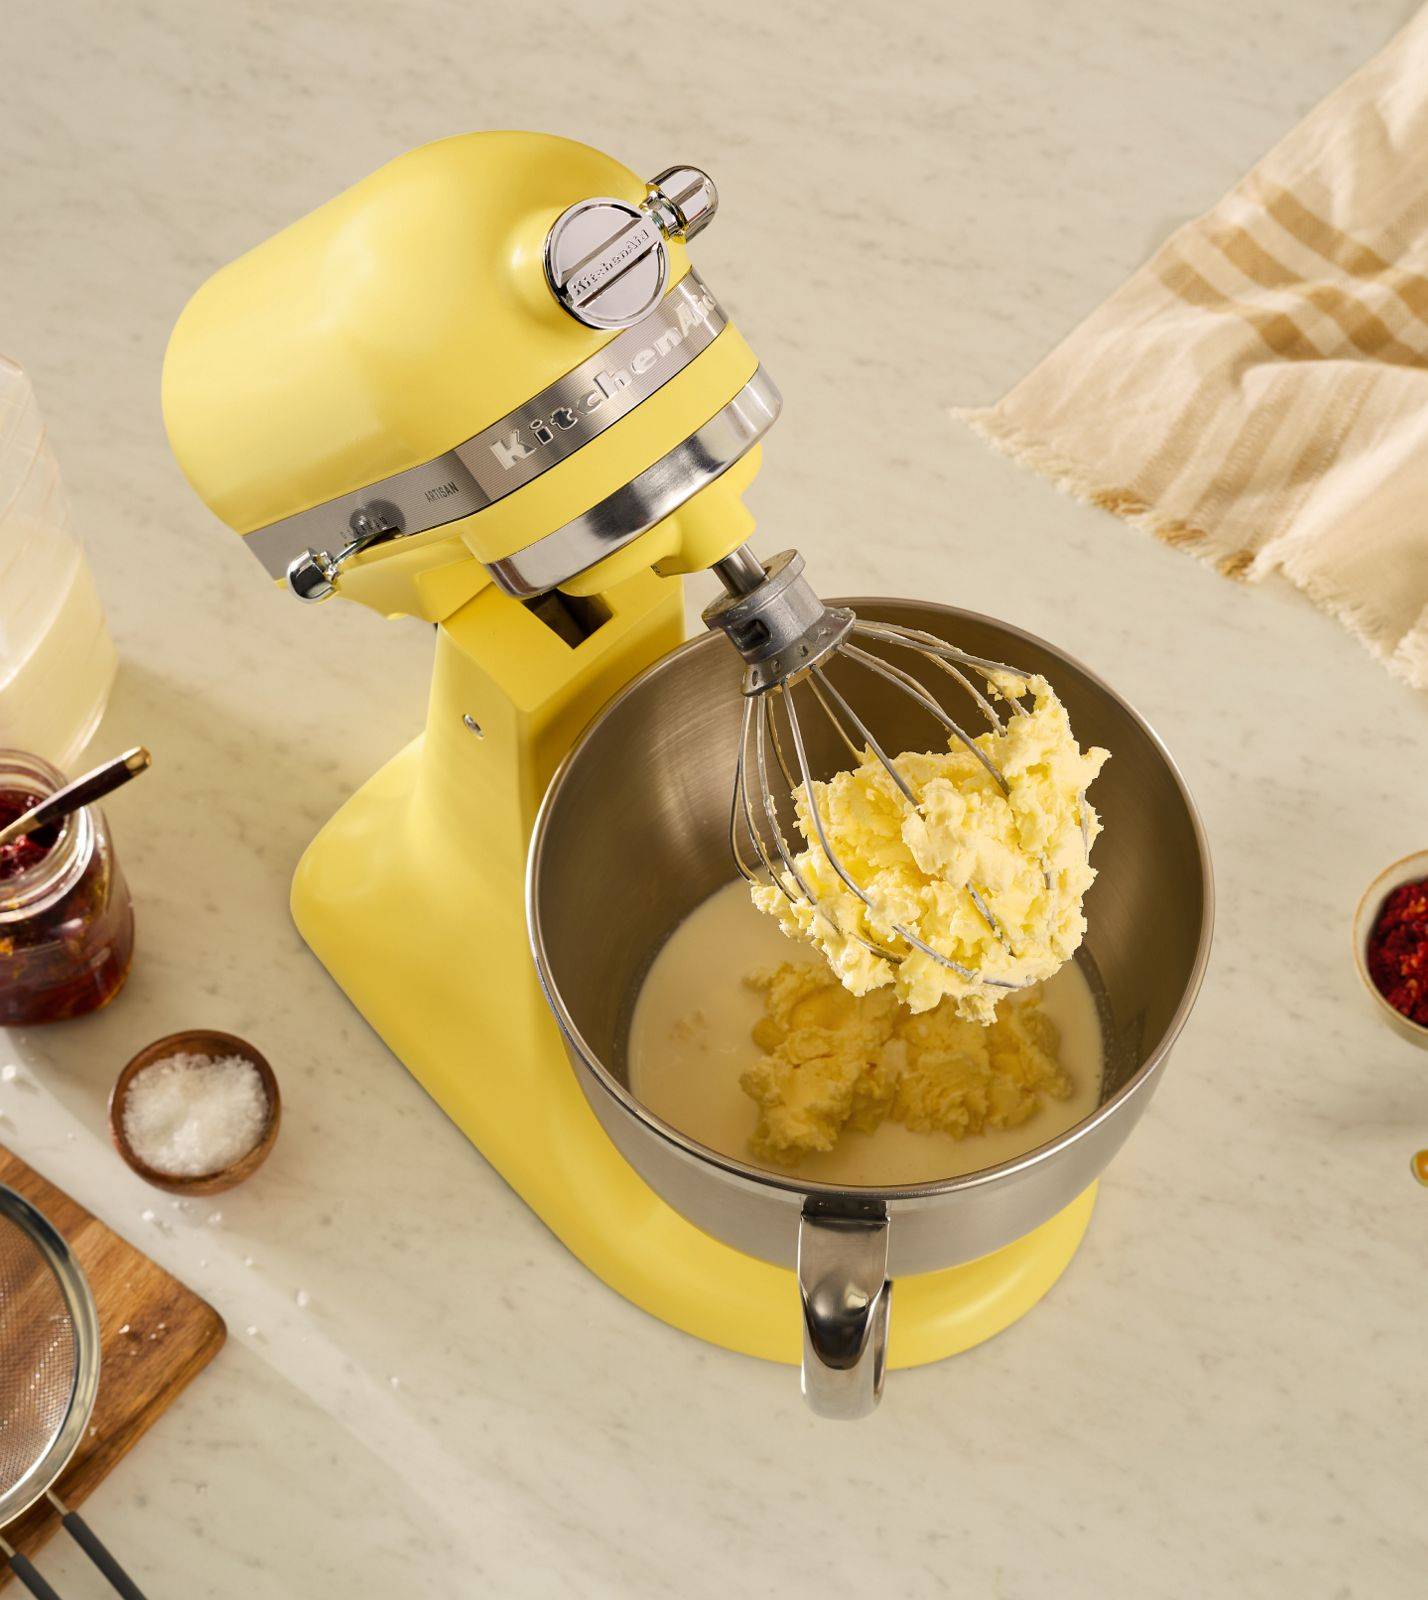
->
xmin=0 ymin=1187 xmax=100 ymax=1531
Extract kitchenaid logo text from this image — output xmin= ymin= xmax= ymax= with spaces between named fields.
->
xmin=488 ymin=287 xmax=718 ymax=472
xmin=566 ymin=217 xmax=662 ymax=301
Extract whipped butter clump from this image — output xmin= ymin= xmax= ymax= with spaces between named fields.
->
xmin=750 ymin=675 xmax=1108 ymax=1021
xmin=740 ymin=962 xmax=1072 ymax=1165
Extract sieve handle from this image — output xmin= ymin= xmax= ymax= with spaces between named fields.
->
xmin=2 ymin=1551 xmax=65 ymax=1600
xmin=796 ymin=1205 xmax=892 ymax=1420
xmin=48 ymin=1497 xmax=147 ymax=1600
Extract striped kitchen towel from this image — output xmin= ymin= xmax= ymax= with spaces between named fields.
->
xmin=958 ymin=7 xmax=1428 ymax=689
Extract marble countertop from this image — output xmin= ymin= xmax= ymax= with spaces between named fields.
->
xmin=5 ymin=1 xmax=1427 ymax=1594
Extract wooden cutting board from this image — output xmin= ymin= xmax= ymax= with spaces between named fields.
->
xmin=0 ymin=1145 xmax=226 ymax=1579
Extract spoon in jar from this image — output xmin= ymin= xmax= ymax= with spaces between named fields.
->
xmin=0 ymin=747 xmax=151 ymax=850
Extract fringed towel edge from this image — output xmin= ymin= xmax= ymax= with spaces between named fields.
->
xmin=953 ymin=405 xmax=1262 ymax=580
xmin=956 ymin=404 xmax=1428 ymax=692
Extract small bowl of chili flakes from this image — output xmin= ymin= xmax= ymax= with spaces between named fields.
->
xmin=1354 ymin=850 xmax=1428 ymax=1047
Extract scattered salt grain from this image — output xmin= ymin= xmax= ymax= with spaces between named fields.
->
xmin=207 ymin=1211 xmax=223 ymax=1226
xmin=2 ymin=1064 xmax=18 ymax=1082
xmin=295 ymin=1289 xmax=309 ymax=1309
xmin=245 ymin=1325 xmax=259 ymax=1337
xmin=123 ymin=1052 xmax=267 ymax=1178
xmin=243 ymin=1256 xmax=255 ymax=1268
xmin=388 ymin=1375 xmax=401 ymax=1390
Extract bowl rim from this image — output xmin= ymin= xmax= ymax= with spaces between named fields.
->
xmin=1351 ymin=849 xmax=1428 ymax=1039
xmin=108 ymin=1029 xmax=281 ymax=1194
xmin=528 ymin=596 xmax=1217 ymax=1202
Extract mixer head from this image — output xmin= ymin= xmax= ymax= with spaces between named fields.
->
xmin=162 ymin=133 xmax=778 ymax=621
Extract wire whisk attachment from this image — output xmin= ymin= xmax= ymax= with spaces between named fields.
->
xmin=703 ymin=548 xmax=1106 ymax=1018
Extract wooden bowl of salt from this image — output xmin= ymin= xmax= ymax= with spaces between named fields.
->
xmin=109 ymin=1029 xmax=281 ymax=1195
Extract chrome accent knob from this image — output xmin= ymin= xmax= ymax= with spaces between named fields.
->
xmin=646 ymin=166 xmax=717 ymax=241
xmin=544 ymin=199 xmax=667 ymax=330
xmin=284 ymin=505 xmax=402 ymax=602
xmin=287 ymin=547 xmax=340 ymax=603
xmin=544 ymin=164 xmax=717 ymax=331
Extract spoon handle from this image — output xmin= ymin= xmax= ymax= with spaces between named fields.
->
xmin=0 ymin=747 xmax=151 ymax=849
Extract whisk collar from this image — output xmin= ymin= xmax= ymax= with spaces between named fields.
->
xmin=702 ymin=547 xmax=854 ymax=694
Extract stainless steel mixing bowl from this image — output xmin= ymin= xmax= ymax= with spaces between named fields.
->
xmin=528 ymin=599 xmax=1213 ymax=1416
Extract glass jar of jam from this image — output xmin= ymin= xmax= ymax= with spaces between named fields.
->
xmin=0 ymin=750 xmax=135 ymax=1024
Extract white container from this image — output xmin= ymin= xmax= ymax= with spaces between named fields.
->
xmin=0 ymin=355 xmax=116 ymax=769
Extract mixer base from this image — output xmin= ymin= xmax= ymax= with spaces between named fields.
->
xmin=292 ymin=734 xmax=1097 ymax=1369
xmin=289 ymin=572 xmax=1096 ymax=1372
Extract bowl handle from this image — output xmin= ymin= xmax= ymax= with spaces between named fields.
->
xmin=797 ymin=1203 xmax=892 ymax=1418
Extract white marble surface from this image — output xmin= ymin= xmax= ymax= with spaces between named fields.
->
xmin=5 ymin=1 xmax=1428 ymax=1594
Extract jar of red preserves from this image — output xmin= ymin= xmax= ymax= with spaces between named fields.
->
xmin=0 ymin=750 xmax=135 ymax=1024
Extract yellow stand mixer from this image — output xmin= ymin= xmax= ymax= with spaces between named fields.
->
xmin=162 ymin=132 xmax=1102 ymax=1389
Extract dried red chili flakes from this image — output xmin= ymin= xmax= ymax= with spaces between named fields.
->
xmin=1366 ymin=877 xmax=1428 ymax=1027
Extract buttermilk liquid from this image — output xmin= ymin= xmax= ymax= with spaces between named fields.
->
xmin=628 ymin=880 xmax=1105 ymax=1187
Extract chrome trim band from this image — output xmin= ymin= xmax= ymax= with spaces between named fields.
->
xmin=485 ymin=367 xmax=781 ymax=597
xmin=243 ymin=272 xmax=727 ymax=580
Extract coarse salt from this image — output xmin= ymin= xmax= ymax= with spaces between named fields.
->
xmin=123 ymin=1051 xmax=267 ymax=1178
